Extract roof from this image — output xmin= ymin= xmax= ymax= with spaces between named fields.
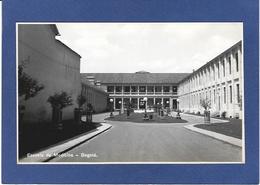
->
xmin=81 ymin=73 xmax=190 ymax=84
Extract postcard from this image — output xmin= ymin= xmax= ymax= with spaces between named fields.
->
xmin=2 ymin=0 xmax=259 ymax=184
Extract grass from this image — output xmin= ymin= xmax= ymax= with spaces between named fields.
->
xmin=194 ymin=119 xmax=242 ymax=139
xmin=105 ymin=112 xmax=187 ymax=123
xmin=19 ymin=119 xmax=101 ymax=158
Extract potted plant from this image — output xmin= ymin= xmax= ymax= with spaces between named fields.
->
xmin=47 ymin=92 xmax=73 ymax=129
xmin=200 ymin=98 xmax=211 ymax=123
xmin=74 ymin=94 xmax=86 ymax=124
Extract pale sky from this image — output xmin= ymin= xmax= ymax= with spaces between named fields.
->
xmin=56 ymin=23 xmax=242 ymax=73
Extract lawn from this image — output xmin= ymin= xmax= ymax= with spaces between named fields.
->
xmin=105 ymin=112 xmax=187 ymax=123
xmin=194 ymin=119 xmax=242 ymax=139
xmin=19 ymin=120 xmax=101 ymax=158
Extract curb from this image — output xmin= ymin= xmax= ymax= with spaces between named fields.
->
xmin=184 ymin=124 xmax=242 ymax=147
xmin=19 ymin=123 xmax=112 ymax=163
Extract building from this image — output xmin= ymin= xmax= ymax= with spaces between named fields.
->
xmin=81 ymin=72 xmax=189 ymax=111
xmin=178 ymin=41 xmax=243 ymax=118
xmin=81 ymin=41 xmax=243 ymax=118
xmin=81 ymin=81 xmax=108 ymax=113
xmin=18 ymin=24 xmax=82 ymax=123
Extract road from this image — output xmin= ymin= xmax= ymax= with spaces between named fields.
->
xmin=49 ymin=112 xmax=242 ymax=163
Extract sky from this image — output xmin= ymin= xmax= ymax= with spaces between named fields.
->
xmin=56 ymin=23 xmax=242 ymax=73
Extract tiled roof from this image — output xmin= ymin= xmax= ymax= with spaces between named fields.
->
xmin=81 ymin=73 xmax=190 ymax=84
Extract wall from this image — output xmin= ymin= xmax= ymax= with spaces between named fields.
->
xmin=18 ymin=24 xmax=81 ymax=123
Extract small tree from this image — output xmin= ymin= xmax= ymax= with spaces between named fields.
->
xmin=47 ymin=92 xmax=73 ymax=124
xmin=18 ymin=64 xmax=44 ymax=122
xmin=200 ymin=98 xmax=211 ymax=111
xmin=200 ymin=98 xmax=211 ymax=123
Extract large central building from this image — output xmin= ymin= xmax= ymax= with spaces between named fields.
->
xmin=81 ymin=72 xmax=189 ymax=110
xmin=81 ymin=41 xmax=243 ymax=118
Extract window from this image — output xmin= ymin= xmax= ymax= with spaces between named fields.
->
xmin=235 ymin=53 xmax=239 ymax=72
xmin=163 ymin=86 xmax=170 ymax=93
xmin=115 ymin=86 xmax=122 ymax=93
xmin=228 ymin=56 xmax=232 ymax=74
xmin=123 ymin=86 xmax=130 ymax=93
xmin=155 ymin=86 xmax=162 ymax=93
xmin=131 ymin=86 xmax=138 ymax=93
xmin=222 ymin=60 xmax=225 ymax=77
xmin=213 ymin=66 xmax=215 ymax=80
xmin=217 ymin=63 xmax=220 ymax=78
xmin=230 ymin=85 xmax=232 ymax=103
xmin=236 ymin=84 xmax=240 ymax=103
xmin=107 ymin=86 xmax=114 ymax=93
xmin=224 ymin=87 xmax=226 ymax=104
xmin=214 ymin=89 xmax=216 ymax=104
xmin=147 ymin=86 xmax=154 ymax=93
xmin=139 ymin=86 xmax=146 ymax=93
xmin=172 ymin=86 xmax=178 ymax=93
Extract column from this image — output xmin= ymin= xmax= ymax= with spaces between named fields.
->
xmin=170 ymin=97 xmax=173 ymax=110
xmin=113 ymin=97 xmax=115 ymax=110
xmin=137 ymin=97 xmax=139 ymax=109
xmin=162 ymin=97 xmax=164 ymax=107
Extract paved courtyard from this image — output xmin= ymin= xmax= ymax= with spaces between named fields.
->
xmin=49 ymin=112 xmax=242 ymax=163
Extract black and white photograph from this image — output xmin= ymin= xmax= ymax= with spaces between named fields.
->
xmin=18 ymin=23 xmax=244 ymax=163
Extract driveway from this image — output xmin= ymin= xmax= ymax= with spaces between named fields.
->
xmin=49 ymin=112 xmax=242 ymax=163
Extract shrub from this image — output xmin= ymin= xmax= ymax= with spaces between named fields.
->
xmin=221 ymin=111 xmax=227 ymax=118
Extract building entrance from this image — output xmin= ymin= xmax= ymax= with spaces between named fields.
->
xmin=139 ymin=98 xmax=146 ymax=109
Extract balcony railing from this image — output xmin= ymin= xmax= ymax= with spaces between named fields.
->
xmin=108 ymin=91 xmax=178 ymax=95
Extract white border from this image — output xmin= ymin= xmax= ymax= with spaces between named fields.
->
xmin=16 ymin=22 xmax=245 ymax=165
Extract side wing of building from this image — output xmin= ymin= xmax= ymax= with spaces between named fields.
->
xmin=178 ymin=41 xmax=243 ymax=118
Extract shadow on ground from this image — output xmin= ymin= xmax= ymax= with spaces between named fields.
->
xmin=19 ymin=120 xmax=101 ymax=158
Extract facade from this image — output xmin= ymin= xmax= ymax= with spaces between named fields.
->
xmin=81 ymin=82 xmax=108 ymax=113
xmin=178 ymin=41 xmax=243 ymax=118
xmin=81 ymin=72 xmax=189 ymax=111
xmin=18 ymin=24 xmax=82 ymax=123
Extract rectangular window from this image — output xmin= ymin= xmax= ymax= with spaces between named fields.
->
xmin=115 ymin=86 xmax=122 ymax=93
xmin=224 ymin=87 xmax=226 ymax=104
xmin=172 ymin=86 xmax=178 ymax=93
xmin=229 ymin=56 xmax=232 ymax=74
xmin=236 ymin=84 xmax=240 ymax=103
xmin=214 ymin=89 xmax=216 ymax=104
xmin=155 ymin=86 xmax=162 ymax=93
xmin=217 ymin=63 xmax=220 ymax=78
xmin=123 ymin=86 xmax=130 ymax=93
xmin=235 ymin=53 xmax=239 ymax=72
xmin=230 ymin=85 xmax=232 ymax=103
xmin=107 ymin=86 xmax=114 ymax=93
xmin=139 ymin=86 xmax=146 ymax=93
xmin=131 ymin=86 xmax=138 ymax=93
xmin=163 ymin=86 xmax=170 ymax=93
xmin=222 ymin=60 xmax=225 ymax=77
xmin=147 ymin=86 xmax=154 ymax=93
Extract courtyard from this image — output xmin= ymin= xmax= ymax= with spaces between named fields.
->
xmin=48 ymin=111 xmax=242 ymax=163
